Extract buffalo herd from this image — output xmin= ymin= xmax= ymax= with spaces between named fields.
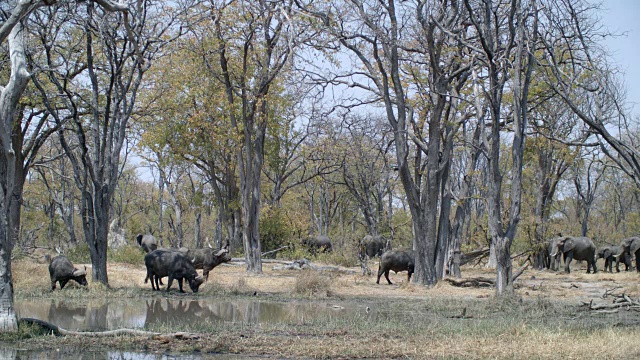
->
xmin=48 ymin=232 xmax=640 ymax=292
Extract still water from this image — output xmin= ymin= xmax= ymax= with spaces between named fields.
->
xmin=0 ymin=348 xmax=257 ymax=359
xmin=15 ymin=298 xmax=351 ymax=331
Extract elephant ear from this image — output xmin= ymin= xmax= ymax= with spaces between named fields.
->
xmin=561 ymin=237 xmax=575 ymax=252
xmin=603 ymin=249 xmax=613 ymax=259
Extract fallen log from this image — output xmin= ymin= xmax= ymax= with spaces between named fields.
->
xmin=261 ymin=246 xmax=288 ymax=258
xmin=445 ymin=277 xmax=494 ymax=288
xmin=272 ymin=258 xmax=358 ymax=274
xmin=459 ymin=248 xmax=490 ymax=266
xmin=21 ymin=318 xmax=160 ymax=337
xmin=21 ymin=318 xmax=201 ymax=339
xmin=582 ymin=292 xmax=640 ymax=312
xmin=445 ymin=261 xmax=530 ymax=288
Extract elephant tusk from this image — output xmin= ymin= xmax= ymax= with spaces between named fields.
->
xmin=550 ymin=252 xmax=558 ymax=257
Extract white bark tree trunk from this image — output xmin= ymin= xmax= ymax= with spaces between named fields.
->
xmin=0 ymin=23 xmax=30 ymax=332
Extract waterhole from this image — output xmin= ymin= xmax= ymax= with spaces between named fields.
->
xmin=15 ymin=298 xmax=355 ymax=331
xmin=0 ymin=348 xmax=248 ymax=359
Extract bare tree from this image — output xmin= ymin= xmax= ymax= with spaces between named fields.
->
xmin=297 ymin=0 xmax=472 ymax=285
xmin=0 ymin=0 xmax=134 ymax=332
xmin=539 ymin=1 xmax=640 ymax=191
xmin=462 ymin=0 xmax=538 ymax=294
xmin=263 ymin=107 xmax=333 ymax=207
xmin=207 ymin=0 xmax=309 ymax=273
xmin=337 ymin=114 xmax=395 ymax=237
xmin=32 ymin=0 xmax=187 ymax=284
xmin=571 ymin=149 xmax=606 ymax=237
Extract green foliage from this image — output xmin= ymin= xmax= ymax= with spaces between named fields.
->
xmin=279 ymin=245 xmax=312 ymax=260
xmin=65 ymin=243 xmax=91 ymax=264
xmin=259 ymin=205 xmax=293 ymax=253
xmin=0 ymin=320 xmax=54 ymax=341
xmin=109 ymin=245 xmax=145 ymax=265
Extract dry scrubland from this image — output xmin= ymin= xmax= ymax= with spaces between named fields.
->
xmin=6 ymin=256 xmax=640 ymax=359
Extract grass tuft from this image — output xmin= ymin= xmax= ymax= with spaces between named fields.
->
xmin=292 ymin=270 xmax=333 ymax=297
xmin=229 ymin=277 xmax=256 ymax=295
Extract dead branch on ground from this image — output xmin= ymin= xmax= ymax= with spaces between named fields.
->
xmin=581 ymin=290 xmax=640 ymax=313
xmin=20 ymin=318 xmax=199 ymax=339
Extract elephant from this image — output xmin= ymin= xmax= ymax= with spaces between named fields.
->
xmin=597 ymin=245 xmax=631 ymax=272
xmin=617 ymin=237 xmax=640 ymax=272
xmin=550 ymin=236 xmax=597 ymax=274
xmin=547 ymin=238 xmax=562 ymax=271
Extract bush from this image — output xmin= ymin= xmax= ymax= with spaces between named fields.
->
xmin=109 ymin=245 xmax=145 ymax=265
xmin=259 ymin=205 xmax=294 ymax=253
xmin=65 ymin=243 xmax=91 ymax=264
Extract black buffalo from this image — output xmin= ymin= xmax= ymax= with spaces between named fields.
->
xmin=360 ymin=235 xmax=385 ymax=259
xmin=144 ymin=249 xmax=204 ymax=293
xmin=376 ymin=250 xmax=415 ymax=285
xmin=48 ymin=255 xmax=88 ymax=290
xmin=180 ymin=245 xmax=231 ymax=281
xmin=302 ymin=235 xmax=333 ymax=255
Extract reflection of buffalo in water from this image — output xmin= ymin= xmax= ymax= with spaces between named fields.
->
xmin=143 ymin=299 xmax=333 ymax=327
xmin=17 ymin=298 xmax=344 ymax=331
xmin=16 ymin=299 xmax=146 ymax=331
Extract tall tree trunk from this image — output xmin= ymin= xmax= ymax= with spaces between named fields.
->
xmin=157 ymin=171 xmax=164 ymax=247
xmin=495 ymin=236 xmax=512 ymax=292
xmin=435 ymin=130 xmax=454 ymax=279
xmin=0 ymin=23 xmax=30 ymax=331
xmin=241 ymin=133 xmax=265 ymax=273
xmin=195 ymin=212 xmax=202 ymax=248
xmin=81 ymin=187 xmax=109 ymax=284
xmin=448 ymin=124 xmax=482 ymax=277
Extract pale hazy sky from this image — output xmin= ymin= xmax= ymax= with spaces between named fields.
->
xmin=600 ymin=0 xmax=640 ymax=116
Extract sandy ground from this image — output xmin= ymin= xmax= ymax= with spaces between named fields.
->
xmin=15 ymin=254 xmax=640 ymax=304
xmin=10 ymin=255 xmax=640 ymax=359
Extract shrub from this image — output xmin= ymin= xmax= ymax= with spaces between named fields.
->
xmin=229 ymin=277 xmax=256 ymax=295
xmin=65 ymin=243 xmax=91 ymax=264
xmin=260 ymin=205 xmax=294 ymax=254
xmin=109 ymin=245 xmax=145 ymax=265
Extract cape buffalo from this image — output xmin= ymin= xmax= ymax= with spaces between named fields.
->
xmin=180 ymin=245 xmax=231 ymax=281
xmin=136 ymin=233 xmax=158 ymax=253
xmin=144 ymin=249 xmax=204 ymax=293
xmin=302 ymin=235 xmax=333 ymax=255
xmin=48 ymin=255 xmax=88 ymax=291
xmin=360 ymin=235 xmax=385 ymax=259
xmin=377 ymin=250 xmax=415 ymax=285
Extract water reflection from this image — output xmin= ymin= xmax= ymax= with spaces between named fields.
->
xmin=0 ymin=348 xmax=244 ymax=359
xmin=16 ymin=298 xmax=347 ymax=331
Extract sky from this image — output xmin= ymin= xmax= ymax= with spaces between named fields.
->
xmin=600 ymin=0 xmax=640 ymax=115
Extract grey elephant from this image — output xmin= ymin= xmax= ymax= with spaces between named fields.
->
xmin=597 ymin=245 xmax=631 ymax=273
xmin=547 ymin=238 xmax=562 ymax=271
xmin=618 ymin=237 xmax=640 ymax=272
xmin=550 ymin=236 xmax=597 ymax=274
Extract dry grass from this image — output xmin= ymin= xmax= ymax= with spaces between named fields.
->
xmin=292 ymin=270 xmax=333 ymax=296
xmin=9 ymin=256 xmax=640 ymax=359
